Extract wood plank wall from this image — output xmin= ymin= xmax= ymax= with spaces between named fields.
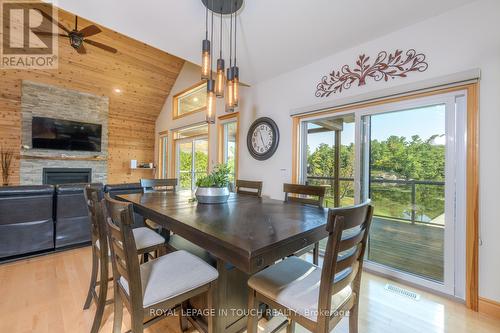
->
xmin=0 ymin=7 xmax=184 ymax=185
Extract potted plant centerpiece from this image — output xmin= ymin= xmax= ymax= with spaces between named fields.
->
xmin=195 ymin=164 xmax=231 ymax=204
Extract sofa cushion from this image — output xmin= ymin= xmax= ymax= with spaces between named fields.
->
xmin=0 ymin=185 xmax=54 ymax=197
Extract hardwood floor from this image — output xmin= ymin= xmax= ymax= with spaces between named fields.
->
xmin=0 ymin=247 xmax=498 ymax=333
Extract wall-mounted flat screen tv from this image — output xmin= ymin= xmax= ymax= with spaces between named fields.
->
xmin=32 ymin=117 xmax=102 ymax=152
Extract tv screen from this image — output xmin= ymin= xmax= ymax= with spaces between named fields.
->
xmin=32 ymin=117 xmax=102 ymax=152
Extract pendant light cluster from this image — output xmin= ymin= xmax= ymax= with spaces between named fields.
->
xmin=201 ymin=0 xmax=242 ymax=123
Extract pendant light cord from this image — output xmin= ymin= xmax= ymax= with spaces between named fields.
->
xmin=219 ymin=7 xmax=223 ymax=58
xmin=229 ymin=2 xmax=233 ymax=69
xmin=234 ymin=1 xmax=237 ymax=66
xmin=210 ymin=0 xmax=214 ymax=79
xmin=205 ymin=2 xmax=208 ymax=40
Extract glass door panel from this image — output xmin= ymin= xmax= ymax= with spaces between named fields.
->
xmin=194 ymin=138 xmax=209 ymax=186
xmin=362 ymin=104 xmax=447 ymax=283
xmin=222 ymin=121 xmax=237 ymax=184
xmin=304 ymin=114 xmax=356 ymax=208
xmin=178 ymin=141 xmax=193 ymax=190
xmin=302 ymin=114 xmax=356 ymax=252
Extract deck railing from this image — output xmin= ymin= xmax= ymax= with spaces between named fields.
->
xmin=306 ymin=176 xmax=445 ymax=226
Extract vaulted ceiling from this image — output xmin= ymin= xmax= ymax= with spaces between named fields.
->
xmin=56 ymin=0 xmax=476 ymax=85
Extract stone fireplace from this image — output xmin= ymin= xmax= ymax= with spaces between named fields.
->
xmin=20 ymin=81 xmax=109 ymax=185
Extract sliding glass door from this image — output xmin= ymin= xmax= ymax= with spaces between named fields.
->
xmin=177 ymin=138 xmax=209 ymax=191
xmin=299 ymin=91 xmax=467 ymax=297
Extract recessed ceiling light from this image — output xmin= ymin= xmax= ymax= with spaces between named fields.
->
xmin=193 ymin=97 xmax=199 ymax=102
xmin=114 ymin=88 xmax=122 ymax=93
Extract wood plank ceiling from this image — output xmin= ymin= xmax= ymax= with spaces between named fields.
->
xmin=0 ymin=6 xmax=185 ymax=184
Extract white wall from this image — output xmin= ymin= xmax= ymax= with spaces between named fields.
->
xmin=236 ymin=0 xmax=500 ymax=302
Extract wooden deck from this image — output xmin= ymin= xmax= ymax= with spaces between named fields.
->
xmin=320 ymin=216 xmax=444 ymax=282
xmin=368 ymin=217 xmax=444 ymax=281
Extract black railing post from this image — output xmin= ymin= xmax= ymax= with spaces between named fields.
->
xmin=411 ymin=181 xmax=416 ymax=224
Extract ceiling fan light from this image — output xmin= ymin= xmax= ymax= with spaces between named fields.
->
xmin=206 ymin=79 xmax=216 ymax=123
xmin=201 ymin=39 xmax=211 ymax=80
xmin=215 ymin=58 xmax=225 ymax=98
xmin=69 ymin=33 xmax=83 ymax=49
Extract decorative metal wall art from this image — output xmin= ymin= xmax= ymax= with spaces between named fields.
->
xmin=315 ymin=49 xmax=428 ymax=97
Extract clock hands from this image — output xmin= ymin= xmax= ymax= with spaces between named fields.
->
xmin=258 ymin=131 xmax=266 ymax=149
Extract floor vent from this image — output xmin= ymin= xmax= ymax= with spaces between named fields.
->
xmin=384 ymin=283 xmax=420 ymax=300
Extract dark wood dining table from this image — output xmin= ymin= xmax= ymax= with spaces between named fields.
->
xmin=119 ymin=191 xmax=328 ymax=333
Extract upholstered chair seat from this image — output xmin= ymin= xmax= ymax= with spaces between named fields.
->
xmin=248 ymin=256 xmax=355 ymax=322
xmin=95 ymin=227 xmax=165 ymax=254
xmin=119 ymin=250 xmax=218 ymax=308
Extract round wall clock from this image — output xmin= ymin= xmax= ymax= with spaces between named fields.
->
xmin=247 ymin=117 xmax=280 ymax=160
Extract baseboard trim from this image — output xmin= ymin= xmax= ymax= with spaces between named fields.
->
xmin=479 ymin=297 xmax=500 ymax=318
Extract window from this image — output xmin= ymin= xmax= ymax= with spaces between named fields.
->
xmin=173 ymin=124 xmax=209 ymax=190
xmin=158 ymin=132 xmax=168 ymax=178
xmin=173 ymin=82 xmax=207 ymax=119
xmin=218 ymin=114 xmax=239 ymax=185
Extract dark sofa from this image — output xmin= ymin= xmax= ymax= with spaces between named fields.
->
xmin=0 ymin=185 xmax=55 ymax=258
xmin=0 ymin=182 xmax=146 ymax=261
xmin=55 ymin=183 xmax=103 ymax=248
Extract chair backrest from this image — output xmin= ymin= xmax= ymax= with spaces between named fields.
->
xmin=140 ymin=178 xmax=177 ymax=193
xmin=103 ymin=193 xmax=143 ymax=311
xmin=283 ymin=183 xmax=326 ymax=208
xmin=317 ymin=202 xmax=373 ymax=329
xmin=84 ymin=185 xmax=106 ymax=251
xmin=236 ymin=180 xmax=263 ymax=197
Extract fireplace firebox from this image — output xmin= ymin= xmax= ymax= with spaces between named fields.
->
xmin=42 ymin=168 xmax=92 ymax=185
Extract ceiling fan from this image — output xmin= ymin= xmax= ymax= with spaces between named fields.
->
xmin=39 ymin=12 xmax=117 ymax=54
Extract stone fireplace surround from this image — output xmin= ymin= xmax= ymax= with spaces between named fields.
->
xmin=20 ymin=81 xmax=109 ymax=185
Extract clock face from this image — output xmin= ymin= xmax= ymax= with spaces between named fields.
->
xmin=251 ymin=123 xmax=273 ymax=154
xmin=247 ymin=117 xmax=280 ymax=160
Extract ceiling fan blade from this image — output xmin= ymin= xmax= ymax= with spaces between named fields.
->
xmin=38 ymin=9 xmax=71 ymax=34
xmin=85 ymin=39 xmax=117 ymax=54
xmin=80 ymin=25 xmax=101 ymax=38
xmin=76 ymin=44 xmax=87 ymax=54
xmin=35 ymin=32 xmax=69 ymax=37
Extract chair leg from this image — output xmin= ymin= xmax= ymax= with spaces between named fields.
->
xmin=131 ymin=315 xmax=144 ymax=333
xmin=286 ymin=319 xmax=296 ymax=333
xmin=247 ymin=288 xmax=259 ymax=333
xmin=178 ymin=301 xmax=189 ymax=332
xmin=313 ymin=242 xmax=319 ymax=265
xmin=90 ymin=258 xmax=109 ymax=333
xmin=349 ymin=303 xmax=359 ymax=333
xmin=84 ymin=247 xmax=99 ymax=309
xmin=206 ymin=282 xmax=215 ymax=333
xmin=112 ymin=285 xmax=123 ymax=333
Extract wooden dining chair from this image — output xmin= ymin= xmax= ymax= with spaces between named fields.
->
xmin=103 ymin=193 xmax=218 ymax=333
xmin=247 ymin=202 xmax=374 ymax=333
xmin=140 ymin=178 xmax=177 ymax=193
xmin=235 ymin=180 xmax=263 ymax=197
xmin=140 ymin=178 xmax=177 ymax=233
xmin=83 ymin=186 xmax=167 ymax=333
xmin=284 ymin=183 xmax=326 ymax=265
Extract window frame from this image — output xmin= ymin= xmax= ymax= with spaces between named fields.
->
xmin=217 ymin=112 xmax=239 ymax=182
xmin=171 ymin=122 xmax=211 ymax=189
xmin=172 ymin=81 xmax=207 ymax=120
xmin=157 ymin=131 xmax=169 ymax=179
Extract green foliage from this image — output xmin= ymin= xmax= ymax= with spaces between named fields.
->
xmin=196 ymin=164 xmax=231 ymax=188
xmin=179 ymin=146 xmax=209 ymax=189
xmin=307 ymin=134 xmax=445 ymax=222
xmin=370 ymin=135 xmax=445 ymax=181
